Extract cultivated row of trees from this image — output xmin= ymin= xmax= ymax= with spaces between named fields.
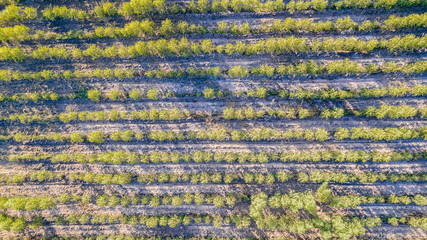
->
xmin=3 ymin=190 xmax=423 ymax=213
xmin=3 ymin=104 xmax=424 ymax=124
xmin=0 ymin=212 xmax=252 ymax=232
xmin=0 ymin=0 xmax=20 ymax=6
xmin=1 ymin=84 xmax=425 ymax=106
xmin=0 ymin=211 xmax=424 ymax=234
xmin=331 ymin=194 xmax=427 ymax=207
xmin=2 ymin=0 xmax=423 ymax=24
xmin=2 ymin=13 xmax=425 ymax=43
xmin=8 ymin=150 xmax=425 ymax=164
xmin=0 ymin=192 xmax=241 ymax=211
xmin=1 ymin=60 xmax=426 ymax=84
xmin=223 ymin=105 xmax=426 ymax=120
xmin=4 ymin=126 xmax=427 ymax=144
xmin=0 ymin=214 xmax=27 ymax=232
xmin=0 ymin=68 xmax=135 ymax=82
xmin=58 ymin=107 xmax=189 ymax=123
xmin=1 ymin=35 xmax=425 ymax=61
xmin=0 ymin=4 xmax=36 ymax=24
xmin=2 ymin=170 xmax=425 ymax=185
xmin=265 ymin=183 xmax=426 ymax=211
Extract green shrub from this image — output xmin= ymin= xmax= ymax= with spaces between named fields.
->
xmin=88 ymin=89 xmax=101 ymax=102
xmin=70 ymin=133 xmax=85 ymax=143
xmin=94 ymin=2 xmax=118 ymax=17
xmin=121 ymin=0 xmax=166 ymax=16
xmin=121 ymin=130 xmax=134 ymax=142
xmin=146 ymin=88 xmax=159 ymax=100
xmin=87 ymin=131 xmax=105 ymax=144
xmin=108 ymin=90 xmax=122 ymax=100
xmin=315 ymin=129 xmax=329 ymax=142
xmin=388 ymin=217 xmax=399 ymax=226
xmin=128 ymin=89 xmax=141 ymax=100
xmin=204 ymin=88 xmax=215 ymax=99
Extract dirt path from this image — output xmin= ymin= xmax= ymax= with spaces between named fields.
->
xmin=2 ymin=51 xmax=425 ymax=73
xmin=0 ymin=224 xmax=297 ymax=239
xmin=338 ymin=204 xmax=427 ymax=217
xmin=2 ymin=141 xmax=426 ymax=156
xmin=0 ymin=222 xmax=425 ymax=239
xmin=5 ymin=161 xmax=425 ymax=175
xmin=14 ymin=6 xmax=425 ymax=35
xmin=0 ymin=93 xmax=425 ymax=115
xmin=1 ymin=75 xmax=426 ymax=103
xmin=1 ymin=203 xmax=250 ymax=219
xmin=365 ymin=225 xmax=427 ymax=239
xmin=2 ymin=117 xmax=426 ymax=140
xmin=1 ymin=182 xmax=425 ymax=197
xmin=12 ymin=29 xmax=425 ymax=50
xmin=3 ymin=202 xmax=425 ymax=219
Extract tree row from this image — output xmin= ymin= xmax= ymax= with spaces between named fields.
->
xmin=1 ymin=61 xmax=426 ymax=84
xmin=2 ymin=170 xmax=425 ymax=185
xmin=1 ymin=0 xmax=424 ymax=24
xmin=2 ymin=13 xmax=426 ymax=43
xmin=8 ymin=150 xmax=426 ymax=164
xmin=0 ymin=192 xmax=243 ymax=211
xmin=1 ymin=85 xmax=426 ymax=108
xmin=1 ymin=191 xmax=425 ymax=212
xmin=1 ymin=35 xmax=425 ymax=61
xmin=4 ymin=127 xmax=427 ymax=144
xmin=2 ymin=104 xmax=426 ymax=125
xmin=0 ymin=213 xmax=254 ymax=232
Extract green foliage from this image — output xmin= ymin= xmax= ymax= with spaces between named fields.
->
xmin=120 ymin=0 xmax=166 ymax=16
xmin=16 ymin=149 xmax=422 ymax=165
xmin=87 ymin=131 xmax=105 ymax=144
xmin=228 ymin=65 xmax=249 ymax=78
xmin=413 ymin=195 xmax=427 ymax=206
xmin=0 ymin=25 xmax=31 ymax=43
xmin=203 ymin=88 xmax=215 ymax=99
xmin=87 ymin=89 xmax=101 ymax=102
xmin=2 ymin=13 xmax=426 ymax=43
xmin=0 ymin=5 xmax=37 ymax=24
xmin=94 ymin=2 xmax=118 ymax=17
xmin=3 ymin=126 xmax=426 ymax=144
xmin=316 ymin=182 xmax=332 ymax=203
xmin=250 ymin=192 xmax=268 ymax=220
xmin=128 ymin=89 xmax=141 ymax=100
xmin=108 ymin=90 xmax=123 ymax=100
xmin=146 ymin=88 xmax=159 ymax=100
xmin=42 ymin=6 xmax=88 ymax=21
xmin=363 ymin=105 xmax=418 ymax=119
xmin=2 ymin=170 xmax=425 ymax=186
xmin=70 ymin=133 xmax=85 ymax=143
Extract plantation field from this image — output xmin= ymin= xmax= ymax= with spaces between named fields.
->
xmin=0 ymin=0 xmax=426 ymax=239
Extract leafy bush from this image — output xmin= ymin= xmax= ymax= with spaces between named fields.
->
xmin=2 ymin=36 xmax=426 ymax=66
xmin=146 ymin=88 xmax=159 ymax=100
xmin=87 ymin=131 xmax=105 ymax=144
xmin=108 ymin=90 xmax=123 ymax=100
xmin=94 ymin=2 xmax=118 ymax=17
xmin=88 ymin=89 xmax=101 ymax=102
xmin=204 ymin=88 xmax=215 ymax=99
xmin=128 ymin=89 xmax=141 ymax=100
xmin=70 ymin=133 xmax=85 ymax=143
xmin=0 ymin=5 xmax=37 ymax=24
xmin=42 ymin=6 xmax=88 ymax=21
